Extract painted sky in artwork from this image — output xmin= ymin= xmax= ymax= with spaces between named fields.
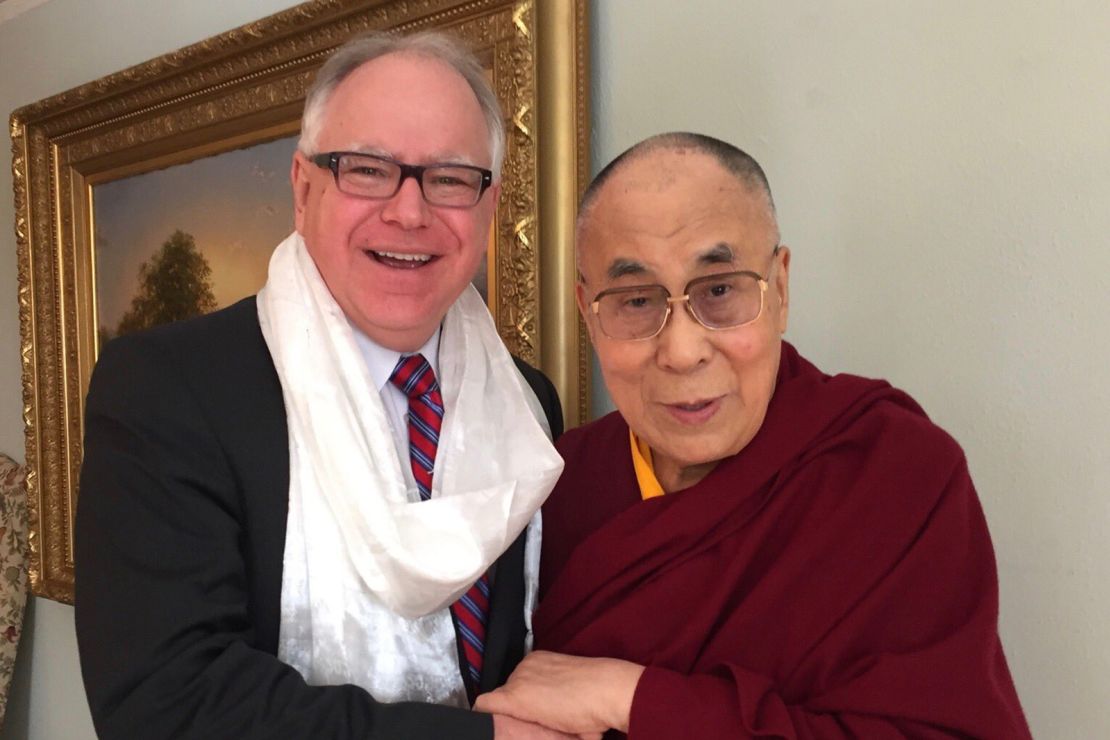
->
xmin=93 ymin=135 xmax=298 ymax=333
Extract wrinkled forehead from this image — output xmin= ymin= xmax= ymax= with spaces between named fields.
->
xmin=577 ymin=151 xmax=777 ymax=280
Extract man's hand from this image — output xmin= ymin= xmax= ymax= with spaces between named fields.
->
xmin=492 ymin=713 xmax=590 ymax=739
xmin=476 ymin=651 xmax=644 ymax=736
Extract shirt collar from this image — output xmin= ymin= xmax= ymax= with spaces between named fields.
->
xmin=351 ymin=322 xmax=442 ymax=393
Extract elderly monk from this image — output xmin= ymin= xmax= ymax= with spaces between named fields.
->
xmin=76 ymin=31 xmax=571 ymax=740
xmin=476 ymin=133 xmax=1032 ymax=738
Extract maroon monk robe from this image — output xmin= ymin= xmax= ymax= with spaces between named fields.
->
xmin=536 ymin=342 xmax=1030 ymax=739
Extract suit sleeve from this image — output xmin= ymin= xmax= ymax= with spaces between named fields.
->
xmin=625 ymin=458 xmax=1031 ymax=740
xmin=75 ymin=335 xmax=493 ymax=740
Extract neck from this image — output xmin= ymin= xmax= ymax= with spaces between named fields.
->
xmin=653 ymin=456 xmax=720 ymax=493
xmin=356 ymin=322 xmax=440 ymax=354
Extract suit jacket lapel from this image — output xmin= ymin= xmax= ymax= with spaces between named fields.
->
xmin=478 ymin=529 xmax=527 ymax=693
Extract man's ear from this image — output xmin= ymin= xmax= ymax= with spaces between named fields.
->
xmin=772 ymin=245 xmax=791 ymax=334
xmin=479 ymin=181 xmax=502 ymax=230
xmin=291 ymin=151 xmax=312 ymax=234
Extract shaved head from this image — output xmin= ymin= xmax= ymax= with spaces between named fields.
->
xmin=576 ymin=133 xmax=779 ymax=279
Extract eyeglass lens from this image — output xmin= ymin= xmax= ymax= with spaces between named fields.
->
xmin=335 ymin=153 xmax=485 ymax=206
xmin=596 ymin=272 xmax=764 ymax=339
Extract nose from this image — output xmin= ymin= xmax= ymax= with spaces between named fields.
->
xmin=655 ymin=302 xmax=713 ymax=373
xmin=380 ymin=174 xmax=431 ymax=229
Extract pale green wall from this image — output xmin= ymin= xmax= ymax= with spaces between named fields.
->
xmin=589 ymin=2 xmax=1110 ymax=737
xmin=3 ymin=1 xmax=1109 ymax=738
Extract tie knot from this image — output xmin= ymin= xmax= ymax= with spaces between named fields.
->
xmin=389 ymin=354 xmax=439 ymax=400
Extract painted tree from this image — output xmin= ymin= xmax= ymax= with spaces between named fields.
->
xmin=116 ymin=229 xmax=217 ymax=336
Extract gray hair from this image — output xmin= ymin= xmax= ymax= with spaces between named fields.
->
xmin=299 ymin=30 xmax=505 ymax=178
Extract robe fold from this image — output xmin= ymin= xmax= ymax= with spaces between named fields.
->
xmin=536 ymin=343 xmax=1030 ymax=739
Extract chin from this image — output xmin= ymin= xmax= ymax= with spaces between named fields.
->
xmin=364 ymin=297 xmax=438 ymax=325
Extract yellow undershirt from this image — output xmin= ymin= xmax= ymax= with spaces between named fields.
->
xmin=629 ymin=429 xmax=665 ymax=500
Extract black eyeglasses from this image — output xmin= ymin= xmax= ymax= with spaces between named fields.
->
xmin=309 ymin=151 xmax=494 ymax=208
xmin=589 ymin=247 xmax=780 ymax=341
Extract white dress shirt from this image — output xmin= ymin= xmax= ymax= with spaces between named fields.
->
xmin=350 ymin=322 xmax=442 ymax=498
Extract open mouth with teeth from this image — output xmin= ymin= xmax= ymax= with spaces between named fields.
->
xmin=369 ymin=250 xmax=437 ymax=269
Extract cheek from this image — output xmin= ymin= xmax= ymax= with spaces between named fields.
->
xmin=729 ymin=333 xmax=760 ymax=359
xmin=714 ymin=336 xmax=761 ymax=386
xmin=730 ymin=321 xmax=779 ymax=361
xmin=727 ymin=334 xmax=781 ymax=402
xmin=597 ymin=345 xmax=652 ymax=404
xmin=307 ymin=197 xmax=363 ymax=247
xmin=443 ymin=207 xmax=491 ymax=251
xmin=302 ymin=234 xmax=343 ymax=288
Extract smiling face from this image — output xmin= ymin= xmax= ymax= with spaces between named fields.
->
xmin=577 ymin=148 xmax=791 ymax=492
xmin=291 ymin=52 xmax=499 ymax=351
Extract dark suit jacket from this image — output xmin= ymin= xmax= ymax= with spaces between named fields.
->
xmin=75 ymin=297 xmax=563 ymax=740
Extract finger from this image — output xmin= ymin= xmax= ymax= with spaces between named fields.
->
xmin=492 ymin=713 xmax=575 ymax=739
xmin=474 ymin=691 xmax=512 ymax=716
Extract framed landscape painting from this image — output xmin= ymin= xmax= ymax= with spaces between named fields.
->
xmin=93 ymin=136 xmax=297 ymax=344
xmin=11 ymin=0 xmax=589 ymax=603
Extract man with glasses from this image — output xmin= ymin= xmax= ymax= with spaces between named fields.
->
xmin=76 ymin=32 xmax=572 ymax=740
xmin=476 ymin=133 xmax=1031 ymax=738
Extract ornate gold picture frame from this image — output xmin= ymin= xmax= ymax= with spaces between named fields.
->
xmin=10 ymin=0 xmax=590 ymax=604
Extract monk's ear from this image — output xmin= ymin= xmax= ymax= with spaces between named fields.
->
xmin=575 ymin=281 xmax=598 ymax=343
xmin=291 ymin=151 xmax=312 ymax=233
xmin=771 ymin=245 xmax=791 ymax=334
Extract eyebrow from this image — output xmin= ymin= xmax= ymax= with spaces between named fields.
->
xmin=698 ymin=243 xmax=736 ymax=265
xmin=429 ymin=153 xmax=483 ymax=167
xmin=603 ymin=242 xmax=737 ymax=281
xmin=341 ymin=146 xmax=482 ymax=167
xmin=606 ymin=258 xmax=648 ymax=281
xmin=334 ymin=146 xmax=393 ymax=162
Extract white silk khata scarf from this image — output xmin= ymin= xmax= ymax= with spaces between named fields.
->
xmin=257 ymin=232 xmax=563 ymax=705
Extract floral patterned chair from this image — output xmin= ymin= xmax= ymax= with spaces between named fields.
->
xmin=0 ymin=454 xmax=28 ymax=730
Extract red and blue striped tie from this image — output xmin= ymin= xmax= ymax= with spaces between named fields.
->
xmin=389 ymin=354 xmax=489 ymax=699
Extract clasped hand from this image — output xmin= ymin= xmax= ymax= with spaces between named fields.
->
xmin=477 ymin=650 xmax=644 ymax=739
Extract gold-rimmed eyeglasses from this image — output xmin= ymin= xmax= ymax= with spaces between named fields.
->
xmin=589 ymin=247 xmax=780 ymax=341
